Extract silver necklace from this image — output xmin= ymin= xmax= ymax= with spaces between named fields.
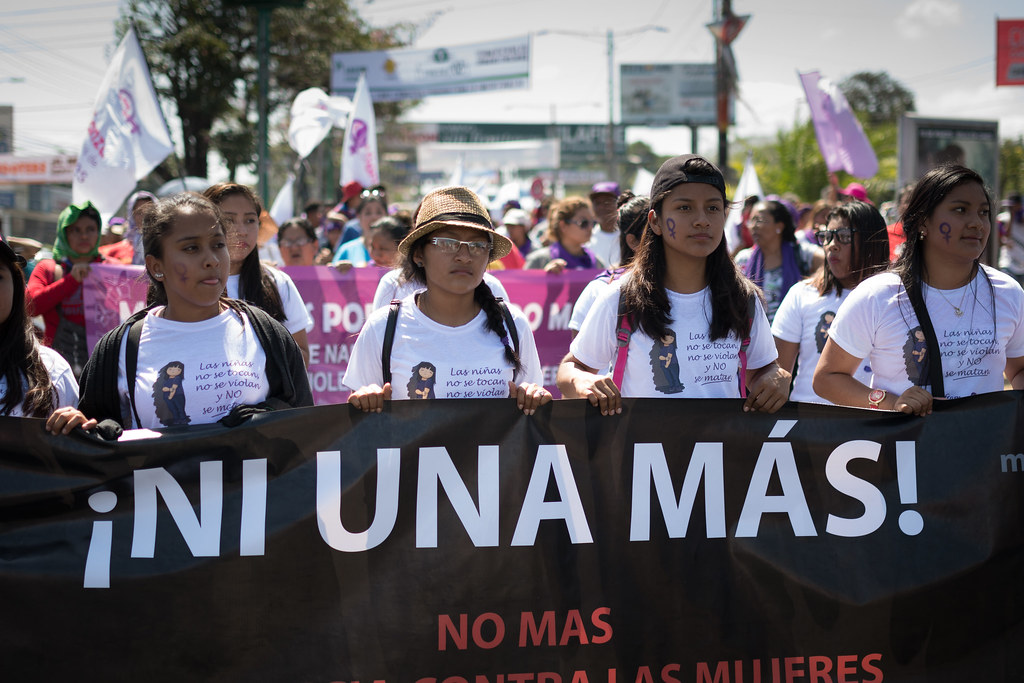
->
xmin=935 ymin=281 xmax=971 ymax=317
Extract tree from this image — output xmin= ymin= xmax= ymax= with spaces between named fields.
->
xmin=746 ymin=71 xmax=914 ymax=202
xmin=838 ymin=71 xmax=915 ymax=126
xmin=1001 ymin=136 xmax=1024 ymax=198
xmin=119 ymin=0 xmax=409 ymax=180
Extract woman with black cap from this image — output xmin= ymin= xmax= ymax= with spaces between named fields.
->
xmin=557 ymin=154 xmax=790 ymax=415
xmin=343 ymin=186 xmax=551 ymax=414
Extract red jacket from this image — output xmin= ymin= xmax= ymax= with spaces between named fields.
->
xmin=25 ymin=258 xmax=101 ymax=347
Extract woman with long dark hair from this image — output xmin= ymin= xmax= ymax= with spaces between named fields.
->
xmin=47 ymin=193 xmax=312 ymax=435
xmin=772 ymin=201 xmax=890 ymax=403
xmin=558 ymin=154 xmax=790 ymax=414
xmin=0 ymin=238 xmax=77 ymax=421
xmin=344 ymin=186 xmax=550 ymax=414
xmin=203 ymin=183 xmax=312 ymax=365
xmin=814 ymin=165 xmax=1024 ymax=413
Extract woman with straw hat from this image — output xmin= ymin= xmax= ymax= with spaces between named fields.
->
xmin=343 ymin=186 xmax=551 ymax=414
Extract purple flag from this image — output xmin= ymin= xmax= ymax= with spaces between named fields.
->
xmin=83 ymin=264 xmax=598 ymax=405
xmin=798 ymin=71 xmax=878 ymax=178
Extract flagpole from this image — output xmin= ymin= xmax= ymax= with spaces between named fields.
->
xmin=129 ymin=22 xmax=187 ymax=193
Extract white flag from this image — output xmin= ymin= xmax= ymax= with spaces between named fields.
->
xmin=269 ymin=175 xmax=295 ymax=227
xmin=724 ymin=153 xmax=763 ymax=251
xmin=287 ymin=87 xmax=352 ymax=160
xmin=339 ymin=73 xmax=379 ymax=188
xmin=72 ymin=28 xmax=173 ymax=216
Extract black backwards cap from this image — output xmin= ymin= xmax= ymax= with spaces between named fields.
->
xmin=651 ymin=154 xmax=727 ymax=201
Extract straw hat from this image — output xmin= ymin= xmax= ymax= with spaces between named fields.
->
xmin=399 ymin=186 xmax=513 ymax=261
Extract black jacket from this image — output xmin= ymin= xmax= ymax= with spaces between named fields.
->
xmin=78 ymin=302 xmax=313 ymax=428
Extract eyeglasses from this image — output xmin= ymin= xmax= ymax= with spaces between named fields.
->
xmin=568 ymin=218 xmax=595 ymax=229
xmin=280 ymin=238 xmax=313 ymax=248
xmin=428 ymin=237 xmax=491 ymax=257
xmin=814 ymin=228 xmax=857 ymax=246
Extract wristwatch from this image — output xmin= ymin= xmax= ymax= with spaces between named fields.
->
xmin=867 ymin=388 xmax=887 ymax=409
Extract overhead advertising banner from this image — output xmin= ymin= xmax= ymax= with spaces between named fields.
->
xmin=81 ymin=265 xmax=596 ymax=404
xmin=996 ymin=19 xmax=1024 ymax=86
xmin=331 ymin=36 xmax=531 ymax=102
xmin=2 ymin=393 xmax=1024 ymax=681
xmin=620 ymin=63 xmax=731 ymax=126
xmin=0 ymin=154 xmax=77 ymax=184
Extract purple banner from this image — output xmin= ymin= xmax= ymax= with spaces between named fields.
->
xmin=83 ymin=264 xmax=600 ymax=404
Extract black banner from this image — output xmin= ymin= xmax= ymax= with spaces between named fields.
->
xmin=2 ymin=394 xmax=1023 ymax=682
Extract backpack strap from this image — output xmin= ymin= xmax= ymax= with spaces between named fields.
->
xmin=124 ymin=317 xmax=145 ymax=428
xmin=612 ymin=293 xmax=632 ymax=388
xmin=381 ymin=299 xmax=401 ymax=385
xmin=494 ymin=297 xmax=520 ymax=356
xmin=737 ymin=292 xmax=757 ymax=398
xmin=900 ymin=273 xmax=945 ymax=398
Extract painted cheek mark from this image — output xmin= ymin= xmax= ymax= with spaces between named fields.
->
xmin=939 ymin=222 xmax=952 ymax=243
xmin=173 ymin=263 xmax=188 ymax=283
xmin=666 ymin=217 xmax=676 ymax=239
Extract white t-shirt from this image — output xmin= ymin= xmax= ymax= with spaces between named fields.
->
xmin=587 ymin=229 xmax=621 ymax=268
xmin=115 ymin=307 xmax=270 ymax=429
xmin=0 ymin=345 xmax=78 ymax=417
xmin=343 ymin=293 xmax=543 ymax=399
xmin=227 ymin=266 xmax=313 ymax=334
xmin=371 ymin=270 xmax=509 ymax=311
xmin=570 ymin=277 xmax=778 ymax=398
xmin=569 ymin=270 xmax=628 ymax=332
xmin=828 ymin=267 xmax=1024 ymax=399
xmin=771 ymin=281 xmax=871 ymax=403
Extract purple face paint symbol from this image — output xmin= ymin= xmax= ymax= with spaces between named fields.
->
xmin=939 ymin=222 xmax=952 ymax=243
xmin=349 ymin=120 xmax=368 ymax=154
xmin=666 ymin=217 xmax=676 ymax=239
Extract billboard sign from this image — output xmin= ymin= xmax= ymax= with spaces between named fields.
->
xmin=331 ymin=36 xmax=530 ymax=101
xmin=620 ymin=63 xmax=730 ymax=126
xmin=996 ymin=19 xmax=1024 ymax=86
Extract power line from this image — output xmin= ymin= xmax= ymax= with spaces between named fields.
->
xmin=0 ymin=1 xmax=119 ymax=18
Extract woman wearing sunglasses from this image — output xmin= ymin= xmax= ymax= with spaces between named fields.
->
xmin=524 ymin=196 xmax=606 ymax=273
xmin=344 ymin=186 xmax=550 ymax=414
xmin=814 ymin=165 xmax=1024 ymax=413
xmin=734 ymin=199 xmax=823 ymax=322
xmin=771 ymin=201 xmax=890 ymax=403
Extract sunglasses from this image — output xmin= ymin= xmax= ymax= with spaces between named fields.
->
xmin=428 ymin=237 xmax=491 ymax=257
xmin=568 ymin=218 xmax=595 ymax=229
xmin=360 ymin=188 xmax=384 ymax=199
xmin=814 ymin=228 xmax=857 ymax=245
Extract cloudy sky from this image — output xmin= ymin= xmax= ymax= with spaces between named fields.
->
xmin=1 ymin=0 xmax=1021 ymax=167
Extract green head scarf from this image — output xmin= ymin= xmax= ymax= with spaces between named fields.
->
xmin=53 ymin=201 xmax=103 ymax=261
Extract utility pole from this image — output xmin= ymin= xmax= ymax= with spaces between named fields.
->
xmin=707 ymin=1 xmax=748 ymax=175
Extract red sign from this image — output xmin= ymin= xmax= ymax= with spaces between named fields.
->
xmin=996 ymin=19 xmax=1024 ymax=86
xmin=530 ymin=176 xmax=545 ymax=201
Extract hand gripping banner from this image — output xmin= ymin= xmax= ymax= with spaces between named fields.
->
xmin=1 ymin=394 xmax=1023 ymax=682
